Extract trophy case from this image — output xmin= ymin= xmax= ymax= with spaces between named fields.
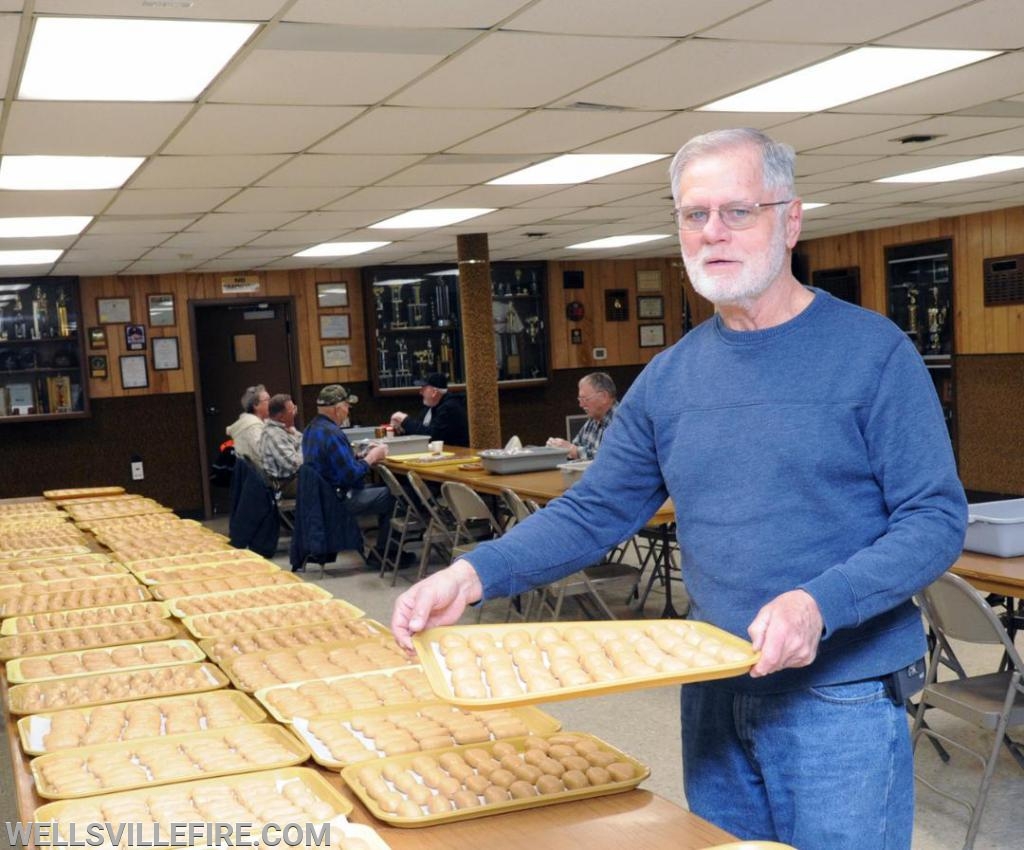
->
xmin=0 ymin=276 xmax=89 ymax=421
xmin=362 ymin=262 xmax=548 ymax=394
xmin=885 ymin=238 xmax=954 ymax=434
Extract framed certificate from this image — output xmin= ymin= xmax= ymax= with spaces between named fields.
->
xmin=322 ymin=344 xmax=352 ymax=368
xmin=97 ymin=297 xmax=131 ymax=324
xmin=148 ymin=293 xmax=175 ymax=327
xmin=636 ymin=269 xmax=663 ymax=292
xmin=639 ymin=323 xmax=665 ymax=348
xmin=119 ymin=354 xmax=149 ymax=389
xmin=320 ymin=314 xmax=350 ymax=339
xmin=637 ymin=295 xmax=664 ymax=320
xmin=153 ymin=337 xmax=180 ymax=371
xmin=317 ymin=282 xmax=348 ymax=307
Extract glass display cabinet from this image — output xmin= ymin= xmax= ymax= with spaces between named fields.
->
xmin=0 ymin=276 xmax=89 ymax=421
xmin=363 ymin=262 xmax=548 ymax=394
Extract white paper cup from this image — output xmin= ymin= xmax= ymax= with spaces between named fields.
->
xmin=428 ymin=440 xmax=444 ymax=454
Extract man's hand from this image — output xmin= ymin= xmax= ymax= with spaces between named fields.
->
xmin=747 ymin=589 xmax=823 ymax=677
xmin=545 ymin=437 xmax=578 ymax=459
xmin=390 ymin=412 xmax=408 ymax=433
xmin=391 ymin=560 xmax=484 ymax=651
xmin=365 ymin=444 xmax=389 ymax=466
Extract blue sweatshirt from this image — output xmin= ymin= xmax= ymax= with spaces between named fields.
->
xmin=467 ymin=289 xmax=967 ymax=692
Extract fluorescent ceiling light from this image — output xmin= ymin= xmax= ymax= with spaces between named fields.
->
xmin=0 ymin=249 xmax=62 ymax=265
xmin=0 ymin=156 xmax=144 ymax=190
xmin=700 ymin=47 xmax=998 ymax=112
xmin=0 ymin=216 xmax=92 ymax=238
xmin=294 ymin=241 xmax=391 ymax=258
xmin=802 ymin=202 xmax=829 ymax=211
xmin=20 ymin=17 xmax=257 ymax=101
xmin=875 ymin=156 xmax=1024 ymax=183
xmin=370 ymin=209 xmax=495 ymax=229
xmin=0 ymin=283 xmax=31 ymax=291
xmin=489 ymin=154 xmax=667 ymax=185
xmin=568 ymin=234 xmax=671 ymax=250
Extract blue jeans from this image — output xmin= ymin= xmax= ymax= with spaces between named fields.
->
xmin=681 ymin=679 xmax=912 ymax=850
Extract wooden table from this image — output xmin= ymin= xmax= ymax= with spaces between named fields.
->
xmin=1 ymin=674 xmax=734 ymax=850
xmin=952 ymin=550 xmax=1024 ymax=598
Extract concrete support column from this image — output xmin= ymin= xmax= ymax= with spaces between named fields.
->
xmin=457 ymin=233 xmax=501 ymax=449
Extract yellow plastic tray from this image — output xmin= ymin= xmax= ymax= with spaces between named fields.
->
xmin=44 ymin=486 xmax=126 ymax=500
xmin=180 ymin=598 xmax=365 ymax=639
xmin=34 ymin=766 xmax=354 ymax=846
xmin=0 ymin=552 xmax=111 ymax=573
xmin=219 ymin=635 xmax=412 ymax=693
xmin=167 ymin=581 xmax=333 ymax=618
xmin=151 ymin=570 xmax=301 ymax=601
xmin=123 ymin=547 xmax=264 ymax=570
xmin=0 ymin=582 xmax=151 ymax=618
xmin=30 ymin=723 xmax=312 ymax=799
xmin=199 ymin=618 xmax=387 ymax=664
xmin=0 ymin=619 xmax=184 ymax=661
xmin=7 ymin=661 xmax=228 ymax=715
xmin=18 ymin=690 xmax=267 ymax=755
xmin=133 ymin=558 xmax=280 ymax=585
xmin=1 ymin=600 xmax=171 ymax=635
xmin=411 ymin=620 xmax=758 ymax=709
xmin=0 ymin=561 xmax=128 ymax=588
xmin=0 ymin=571 xmax=138 ymax=601
xmin=6 ymin=638 xmax=206 ymax=683
xmin=341 ymin=731 xmax=648 ymax=827
xmin=255 ymin=665 xmax=436 ymax=724
xmin=389 ymin=452 xmax=480 ymax=468
xmin=0 ymin=544 xmax=92 ymax=563
xmin=703 ymin=844 xmax=797 ymax=850
xmin=292 ymin=702 xmax=561 ymax=769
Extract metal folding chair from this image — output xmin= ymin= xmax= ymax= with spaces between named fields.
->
xmin=375 ymin=465 xmax=427 ymax=586
xmin=406 ymin=471 xmax=459 ymax=580
xmin=912 ymin=571 xmax=1024 ymax=850
xmin=440 ymin=481 xmax=503 ymax=560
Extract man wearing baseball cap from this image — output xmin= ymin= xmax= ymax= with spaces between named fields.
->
xmin=389 ymin=372 xmax=469 ymax=446
xmin=302 ymin=384 xmax=394 ymax=565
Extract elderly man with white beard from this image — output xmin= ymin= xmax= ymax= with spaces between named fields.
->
xmin=390 ymin=128 xmax=966 ymax=850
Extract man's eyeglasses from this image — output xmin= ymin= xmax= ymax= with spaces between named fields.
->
xmin=672 ymin=200 xmax=791 ymax=231
xmin=577 ymin=394 xmax=599 ymax=403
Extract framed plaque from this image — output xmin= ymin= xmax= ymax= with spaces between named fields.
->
xmin=97 ymin=297 xmax=131 ymax=324
xmin=153 ymin=337 xmax=180 ymax=371
xmin=89 ymin=355 xmax=108 ymax=379
xmin=604 ymin=289 xmax=629 ymax=322
xmin=637 ymin=295 xmax=664 ymax=320
xmin=125 ymin=324 xmax=146 ymax=351
xmin=639 ymin=323 xmax=665 ymax=348
xmin=87 ymin=327 xmax=107 ymax=349
xmin=316 ymin=282 xmax=349 ymax=308
xmin=147 ymin=293 xmax=175 ymax=327
xmin=119 ymin=354 xmax=148 ymax=389
xmin=320 ymin=314 xmax=350 ymax=339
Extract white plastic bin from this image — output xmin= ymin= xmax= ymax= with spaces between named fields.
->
xmin=558 ymin=460 xmax=593 ymax=487
xmin=964 ymin=498 xmax=1024 ymax=557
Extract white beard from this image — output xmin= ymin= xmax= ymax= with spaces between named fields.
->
xmin=683 ymin=229 xmax=788 ymax=309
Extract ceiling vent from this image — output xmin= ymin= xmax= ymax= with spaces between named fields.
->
xmin=892 ymin=133 xmax=942 ymax=144
xmin=565 ymin=101 xmax=626 ymax=112
xmin=983 ymin=254 xmax=1024 ymax=305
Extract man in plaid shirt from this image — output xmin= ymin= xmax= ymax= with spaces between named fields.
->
xmin=547 ymin=372 xmax=619 ymax=461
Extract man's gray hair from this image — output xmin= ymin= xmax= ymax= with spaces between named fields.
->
xmin=241 ymin=384 xmax=266 ymax=413
xmin=668 ymin=128 xmax=795 ymax=205
xmin=582 ymin=372 xmax=617 ymax=400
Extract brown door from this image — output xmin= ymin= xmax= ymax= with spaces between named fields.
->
xmin=191 ymin=298 xmax=300 ymax=517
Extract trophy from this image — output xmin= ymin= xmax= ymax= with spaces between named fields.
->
xmin=413 ymin=347 xmax=433 ymax=378
xmin=390 ymin=285 xmax=406 ymax=329
xmin=926 ymin=287 xmax=948 ymax=355
xmin=32 ymin=286 xmax=49 ymax=340
xmin=56 ymin=288 xmax=70 ymax=338
xmin=906 ymin=288 xmax=920 ymax=351
xmin=377 ymin=336 xmax=392 ymax=388
xmin=373 ymin=286 xmax=387 ymax=329
xmin=408 ymin=282 xmax=428 ymax=327
xmin=434 ymin=280 xmax=452 ymax=327
xmin=394 ymin=339 xmax=412 ymax=385
xmin=525 ymin=316 xmax=540 ymax=344
xmin=439 ymin=333 xmax=453 ymax=377
xmin=12 ymin=295 xmax=27 ymax=340
xmin=529 ymin=269 xmax=539 ymax=297
xmin=0 ymin=301 xmax=7 ymax=340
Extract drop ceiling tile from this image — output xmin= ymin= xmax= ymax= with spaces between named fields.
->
xmin=106 ymin=188 xmax=238 ymax=216
xmin=391 ymin=31 xmax=670 ymax=109
xmin=88 ymin=216 xmax=197 ymax=234
xmin=591 ymin=111 xmax=788 ymax=153
xmin=590 ymin=159 xmax=673 ymax=184
xmin=703 ymin=0 xmax=966 ymax=42
xmin=123 ymin=259 xmax=201 ymax=274
xmin=35 ymin=1 xmax=284 ymax=19
xmin=72 ymin=234 xmax=169 ymax=253
xmin=187 ymin=212 xmax=302 ymax=232
xmin=770 ymin=114 xmax=930 ymax=152
xmin=164 ymin=105 xmax=364 ymax=154
xmin=504 ymin=0 xmax=762 ymax=37
xmin=257 ymin=154 xmax=421 ymax=187
xmin=142 ymin=247 xmax=222 ymax=262
xmin=193 ymin=258 xmax=282 ymax=272
xmin=808 ymin=116 xmax=1024 ymax=155
xmin=161 ymin=231 xmax=268 ymax=249
xmin=313 ymin=106 xmax=525 ymax=154
xmin=923 ymin=124 xmax=1024 ymax=155
xmin=568 ymin=39 xmax=836 ymax=111
xmin=378 ymin=159 xmax=525 ymax=186
xmin=794 ymin=154 xmax=887 ymax=178
xmin=0 ymin=190 xmax=115 ymax=216
xmin=0 ymin=14 xmax=25 ymax=92
xmin=284 ymin=0 xmax=526 ymax=28
xmin=217 ymin=187 xmax=346 ymax=213
xmin=132 ymin=155 xmax=289 ymax=189
xmin=3 ymin=102 xmax=193 ymax=155
xmin=246 ymin=230 xmax=342 ymax=248
xmin=210 ymin=48 xmax=448 ymax=106
xmin=519 ymin=183 xmax=660 ymax=208
xmin=281 ymin=210 xmax=388 ymax=230
xmin=53 ymin=260 xmax=130 ymax=276
xmin=322 ymin=186 xmax=460 ymax=211
xmin=878 ymin=0 xmax=1024 ymax=49
xmin=430 ymin=185 xmax=566 ymax=208
xmin=0 ymin=234 xmax=77 ymax=250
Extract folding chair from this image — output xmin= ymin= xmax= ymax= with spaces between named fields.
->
xmin=912 ymin=571 xmax=1024 ymax=850
xmin=375 ymin=465 xmax=427 ymax=586
xmin=407 ymin=471 xmax=458 ymax=580
xmin=440 ymin=481 xmax=503 ymax=560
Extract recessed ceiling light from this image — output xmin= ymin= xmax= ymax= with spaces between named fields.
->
xmin=489 ymin=154 xmax=667 ymax=186
xmin=0 ymin=156 xmax=144 ymax=190
xmin=567 ymin=235 xmax=671 ymax=250
xmin=20 ymin=17 xmax=257 ymax=101
xmin=0 ymin=249 xmax=62 ymax=265
xmin=875 ymin=156 xmax=1024 ymax=183
xmin=0 ymin=216 xmax=92 ymax=238
xmin=370 ymin=209 xmax=495 ymax=229
xmin=294 ymin=241 xmax=391 ymax=258
xmin=700 ymin=47 xmax=998 ymax=112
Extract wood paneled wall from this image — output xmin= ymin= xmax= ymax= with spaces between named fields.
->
xmin=80 ymin=267 xmax=368 ymax=399
xmin=799 ymin=205 xmax=1024 ymax=354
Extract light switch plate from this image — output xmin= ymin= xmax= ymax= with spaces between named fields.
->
xmin=131 ymin=461 xmax=144 ymax=480
xmin=593 ymin=347 xmax=607 ymax=360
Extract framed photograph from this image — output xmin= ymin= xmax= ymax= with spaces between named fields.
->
xmin=125 ymin=324 xmax=146 ymax=351
xmin=320 ymin=314 xmax=350 ymax=339
xmin=97 ymin=297 xmax=131 ymax=324
xmin=147 ymin=293 xmax=175 ymax=327
xmin=322 ymin=344 xmax=352 ymax=368
xmin=636 ymin=269 xmax=663 ymax=292
xmin=7 ymin=382 xmax=35 ymax=414
xmin=119 ymin=355 xmax=148 ymax=389
xmin=604 ymin=289 xmax=629 ymax=322
xmin=637 ymin=295 xmax=664 ymax=320
xmin=639 ymin=323 xmax=666 ymax=348
xmin=153 ymin=337 xmax=180 ymax=371
xmin=316 ymin=281 xmax=349 ymax=308
xmin=89 ymin=355 xmax=108 ymax=379
xmin=87 ymin=327 xmax=107 ymax=349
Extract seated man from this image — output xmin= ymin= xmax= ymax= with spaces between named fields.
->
xmin=546 ymin=372 xmax=619 ymax=460
xmin=226 ymin=384 xmax=270 ymax=465
xmin=259 ymin=393 xmax=303 ymax=497
xmin=389 ymin=372 xmax=469 ymax=446
xmin=302 ymin=384 xmax=394 ymax=564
